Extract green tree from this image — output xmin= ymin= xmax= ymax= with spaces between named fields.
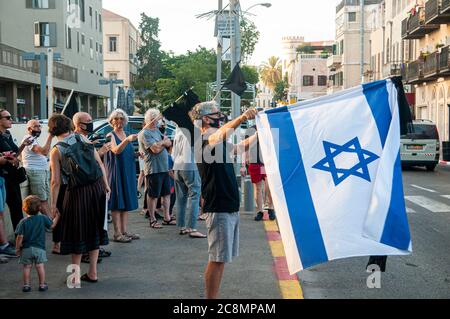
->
xmin=240 ymin=19 xmax=260 ymax=63
xmin=260 ymin=56 xmax=282 ymax=90
xmin=273 ymin=80 xmax=289 ymax=102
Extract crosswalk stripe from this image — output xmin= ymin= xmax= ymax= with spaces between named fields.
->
xmin=410 ymin=185 xmax=437 ymax=193
xmin=441 ymin=195 xmax=450 ymax=200
xmin=405 ymin=196 xmax=450 ymax=213
xmin=406 ymin=207 xmax=416 ymax=214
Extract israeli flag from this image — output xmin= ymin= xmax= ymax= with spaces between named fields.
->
xmin=256 ymin=79 xmax=412 ymax=274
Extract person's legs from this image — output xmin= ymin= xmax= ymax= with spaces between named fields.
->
xmin=265 ymin=178 xmax=274 ymax=210
xmin=5 ymin=180 xmax=23 ymax=231
xmin=162 ymin=195 xmax=171 ymax=222
xmin=120 ymin=212 xmax=128 ymax=235
xmin=35 ymin=263 xmax=46 ymax=286
xmin=175 ymin=171 xmax=188 ymax=230
xmin=204 ymin=261 xmax=225 ymax=299
xmin=23 ymin=264 xmax=32 ymax=285
xmin=254 ymin=180 xmax=264 ymax=213
xmin=137 ymin=170 xmax=144 ymax=193
xmin=111 ymin=211 xmax=122 ymax=237
xmin=87 ymin=249 xmax=99 ymax=280
xmin=0 ymin=214 xmax=7 ymax=245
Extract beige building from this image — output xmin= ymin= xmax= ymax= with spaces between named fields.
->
xmin=0 ymin=0 xmax=108 ymax=120
xmin=102 ymin=9 xmax=140 ymax=89
xmin=255 ymin=81 xmax=273 ymax=109
xmin=281 ymin=37 xmax=333 ymax=102
xmin=328 ymin=0 xmax=384 ymax=94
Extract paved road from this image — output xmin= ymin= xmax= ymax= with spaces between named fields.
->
xmin=0 ymin=208 xmax=281 ymax=299
xmin=298 ymin=164 xmax=450 ymax=299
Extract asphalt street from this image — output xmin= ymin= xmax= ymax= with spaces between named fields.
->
xmin=298 ymin=164 xmax=450 ymax=299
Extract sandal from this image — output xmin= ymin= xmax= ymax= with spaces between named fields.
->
xmin=189 ymin=231 xmax=207 ymax=239
xmin=123 ymin=232 xmax=140 ymax=240
xmin=179 ymin=228 xmax=189 ymax=235
xmin=162 ymin=218 xmax=176 ymax=226
xmin=80 ymin=273 xmax=98 ymax=283
xmin=113 ymin=234 xmax=132 ymax=243
xmin=99 ymin=248 xmax=112 ymax=258
xmin=150 ymin=220 xmax=163 ymax=229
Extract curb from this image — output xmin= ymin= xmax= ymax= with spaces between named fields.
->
xmin=262 ymin=215 xmax=304 ymax=300
xmin=439 ymin=161 xmax=450 ymax=166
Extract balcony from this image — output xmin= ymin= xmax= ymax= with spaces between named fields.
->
xmin=439 ymin=45 xmax=450 ymax=75
xmin=327 ymin=55 xmax=342 ymax=68
xmin=383 ymin=62 xmax=403 ymax=77
xmin=425 ymin=0 xmax=450 ymax=25
xmin=405 ymin=60 xmax=424 ymax=84
xmin=423 ymin=51 xmax=440 ymax=79
xmin=403 ymin=7 xmax=440 ymax=39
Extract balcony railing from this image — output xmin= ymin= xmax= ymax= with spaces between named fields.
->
xmin=403 ymin=7 xmax=439 ymax=39
xmin=425 ymin=0 xmax=450 ymax=25
xmin=423 ymin=51 xmax=439 ymax=78
xmin=439 ymin=45 xmax=450 ymax=74
xmin=327 ymin=55 xmax=342 ymax=68
xmin=401 ymin=18 xmax=409 ymax=38
xmin=406 ymin=60 xmax=424 ymax=84
xmin=443 ymin=0 xmax=450 ymax=13
xmin=0 ymin=43 xmax=78 ymax=83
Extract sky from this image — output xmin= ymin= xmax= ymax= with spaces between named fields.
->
xmin=103 ymin=0 xmax=341 ymax=66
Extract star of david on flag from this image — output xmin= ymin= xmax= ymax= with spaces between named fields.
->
xmin=313 ymin=137 xmax=379 ymax=186
xmin=256 ymin=79 xmax=412 ymax=274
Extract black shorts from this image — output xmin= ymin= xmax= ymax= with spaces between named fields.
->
xmin=146 ymin=173 xmax=171 ymax=199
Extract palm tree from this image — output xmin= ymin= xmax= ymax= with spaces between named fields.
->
xmin=260 ymin=56 xmax=282 ymax=91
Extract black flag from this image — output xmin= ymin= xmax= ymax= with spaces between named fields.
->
xmin=62 ymin=90 xmax=79 ymax=120
xmin=391 ymin=76 xmax=413 ymax=136
xmin=224 ymin=63 xmax=247 ymax=96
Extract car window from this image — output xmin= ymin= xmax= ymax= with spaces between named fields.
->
xmin=95 ymin=124 xmax=113 ymax=137
xmin=402 ymin=124 xmax=439 ymax=140
xmin=129 ymin=121 xmax=144 ymax=135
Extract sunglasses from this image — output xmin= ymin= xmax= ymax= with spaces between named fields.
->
xmin=113 ymin=117 xmax=124 ymax=121
xmin=1 ymin=116 xmax=12 ymax=121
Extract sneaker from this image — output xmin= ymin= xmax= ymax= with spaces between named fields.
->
xmin=0 ymin=244 xmax=18 ymax=257
xmin=22 ymin=285 xmax=31 ymax=293
xmin=268 ymin=209 xmax=276 ymax=221
xmin=38 ymin=284 xmax=48 ymax=292
xmin=254 ymin=212 xmax=264 ymax=222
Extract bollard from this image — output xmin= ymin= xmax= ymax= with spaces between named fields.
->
xmin=243 ymin=177 xmax=254 ymax=212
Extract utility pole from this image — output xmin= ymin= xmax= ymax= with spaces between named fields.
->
xmin=361 ymin=0 xmax=365 ymax=84
xmin=230 ymin=0 xmax=241 ymax=120
xmin=216 ymin=0 xmax=223 ymax=107
xmin=47 ymin=48 xmax=54 ymax=118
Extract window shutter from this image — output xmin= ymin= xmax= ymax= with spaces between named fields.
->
xmin=25 ymin=0 xmax=33 ymax=8
xmin=49 ymin=23 xmax=57 ymax=47
xmin=34 ymin=22 xmax=41 ymax=47
xmin=49 ymin=0 xmax=56 ymax=9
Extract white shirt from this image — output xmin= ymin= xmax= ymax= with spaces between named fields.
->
xmin=21 ymin=134 xmax=49 ymax=171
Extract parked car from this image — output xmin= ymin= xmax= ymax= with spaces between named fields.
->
xmin=400 ymin=120 xmax=440 ymax=171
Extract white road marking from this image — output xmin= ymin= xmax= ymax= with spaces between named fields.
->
xmin=406 ymin=207 xmax=416 ymax=214
xmin=441 ymin=195 xmax=450 ymax=200
xmin=410 ymin=185 xmax=437 ymax=193
xmin=405 ymin=196 xmax=450 ymax=213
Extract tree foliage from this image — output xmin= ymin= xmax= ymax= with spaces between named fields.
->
xmin=240 ymin=19 xmax=260 ymax=63
xmin=260 ymin=56 xmax=282 ymax=91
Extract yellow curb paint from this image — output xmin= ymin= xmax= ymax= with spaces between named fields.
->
xmin=264 ymin=220 xmax=279 ymax=232
xmin=269 ymin=240 xmax=285 ymax=257
xmin=279 ymin=280 xmax=304 ymax=299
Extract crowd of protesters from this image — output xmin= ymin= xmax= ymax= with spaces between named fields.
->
xmin=0 ymin=103 xmax=269 ymax=298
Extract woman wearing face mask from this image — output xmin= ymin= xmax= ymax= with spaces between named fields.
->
xmin=104 ymin=109 xmax=140 ymax=243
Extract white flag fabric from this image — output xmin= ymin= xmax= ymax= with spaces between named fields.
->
xmin=256 ymin=79 xmax=412 ymax=274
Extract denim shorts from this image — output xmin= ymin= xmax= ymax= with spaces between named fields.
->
xmin=0 ymin=177 xmax=6 ymax=213
xmin=26 ymin=169 xmax=50 ymax=201
xmin=19 ymin=247 xmax=48 ymax=265
xmin=205 ymin=212 xmax=240 ymax=263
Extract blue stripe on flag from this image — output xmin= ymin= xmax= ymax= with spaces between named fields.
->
xmin=380 ymin=153 xmax=411 ymax=250
xmin=265 ymin=106 xmax=288 ymax=114
xmin=267 ymin=111 xmax=329 ymax=268
xmin=362 ymin=80 xmax=392 ymax=147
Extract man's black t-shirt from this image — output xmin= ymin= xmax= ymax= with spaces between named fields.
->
xmin=0 ymin=131 xmax=19 ymax=178
xmin=197 ymin=138 xmax=240 ymax=213
xmin=245 ymin=125 xmax=263 ymax=165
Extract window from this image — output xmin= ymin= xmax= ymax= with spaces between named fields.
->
xmin=348 ymin=12 xmax=356 ymax=22
xmin=90 ymin=38 xmax=93 ymax=59
xmin=66 ymin=24 xmax=72 ymax=49
xmin=109 ymin=36 xmax=117 ymax=52
xmin=77 ymin=31 xmax=80 ymax=53
xmin=34 ymin=22 xmax=56 ymax=47
xmin=95 ymin=11 xmax=98 ymax=30
xmin=99 ymin=14 xmax=102 ymax=32
xmin=303 ymin=75 xmax=314 ymax=86
xmin=81 ymin=33 xmax=85 ymax=55
xmin=318 ymin=76 xmax=327 ymax=86
xmin=89 ymin=6 xmax=93 ymax=27
xmin=27 ymin=0 xmax=55 ymax=9
xmin=109 ymin=72 xmax=118 ymax=80
xmin=80 ymin=0 xmax=85 ymax=22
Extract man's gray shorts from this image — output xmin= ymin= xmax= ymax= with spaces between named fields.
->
xmin=205 ymin=212 xmax=239 ymax=263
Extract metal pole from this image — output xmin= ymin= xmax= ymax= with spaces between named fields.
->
xmin=216 ymin=0 xmax=223 ymax=107
xmin=39 ymin=52 xmax=47 ymax=120
xmin=47 ymin=48 xmax=54 ymax=118
xmin=109 ymin=81 xmax=114 ymax=113
xmin=360 ymin=0 xmax=365 ymax=84
xmin=230 ymin=0 xmax=240 ymax=120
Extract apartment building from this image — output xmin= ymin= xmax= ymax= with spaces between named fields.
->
xmin=255 ymin=81 xmax=274 ymax=109
xmin=281 ymin=37 xmax=333 ymax=102
xmin=0 ymin=0 xmax=108 ymax=120
xmin=328 ymin=0 xmax=384 ymax=94
xmin=102 ymin=8 xmax=140 ymax=88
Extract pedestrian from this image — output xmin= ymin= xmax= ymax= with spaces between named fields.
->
xmin=0 ymin=109 xmax=33 ymax=236
xmin=138 ymin=108 xmax=175 ymax=229
xmin=0 ymin=154 xmax=17 ymax=258
xmin=172 ymin=127 xmax=205 ymax=238
xmin=190 ymin=102 xmax=257 ymax=299
xmin=49 ymin=114 xmax=110 ymax=285
xmin=72 ymin=112 xmax=112 ymax=260
xmin=15 ymin=195 xmax=59 ymax=292
xmin=241 ymin=125 xmax=275 ymax=221
xmin=21 ymin=120 xmax=53 ymax=216
xmin=104 ymin=109 xmax=140 ymax=243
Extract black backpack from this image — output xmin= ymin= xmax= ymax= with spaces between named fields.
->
xmin=57 ymin=134 xmax=103 ymax=189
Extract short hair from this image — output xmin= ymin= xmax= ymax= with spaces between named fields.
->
xmin=72 ymin=112 xmax=91 ymax=127
xmin=108 ymin=108 xmax=129 ymax=126
xmin=23 ymin=195 xmax=41 ymax=215
xmin=190 ymin=101 xmax=218 ymax=121
xmin=48 ymin=114 xmax=73 ymax=136
xmin=144 ymin=108 xmax=161 ymax=125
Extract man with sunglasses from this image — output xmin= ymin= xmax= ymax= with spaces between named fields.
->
xmin=190 ymin=102 xmax=258 ymax=299
xmin=0 ymin=110 xmax=33 ymax=257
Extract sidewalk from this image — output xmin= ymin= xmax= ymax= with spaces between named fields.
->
xmin=0 ymin=207 xmax=282 ymax=299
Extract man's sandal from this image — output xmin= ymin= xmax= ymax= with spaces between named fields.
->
xmin=113 ymin=234 xmax=132 ymax=243
xmin=150 ymin=220 xmax=163 ymax=229
xmin=162 ymin=219 xmax=176 ymax=226
xmin=123 ymin=232 xmax=140 ymax=240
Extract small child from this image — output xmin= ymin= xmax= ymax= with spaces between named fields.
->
xmin=15 ymin=195 xmax=59 ymax=293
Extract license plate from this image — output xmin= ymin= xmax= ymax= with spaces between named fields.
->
xmin=407 ymin=145 xmax=423 ymax=150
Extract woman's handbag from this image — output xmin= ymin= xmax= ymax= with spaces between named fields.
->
xmin=7 ymin=166 xmax=27 ymax=184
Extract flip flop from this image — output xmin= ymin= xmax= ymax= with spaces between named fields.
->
xmin=80 ymin=273 xmax=98 ymax=283
xmin=189 ymin=231 xmax=207 ymax=239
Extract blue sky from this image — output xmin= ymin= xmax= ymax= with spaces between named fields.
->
xmin=103 ymin=0 xmax=340 ymax=65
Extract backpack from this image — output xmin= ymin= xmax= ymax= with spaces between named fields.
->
xmin=57 ymin=134 xmax=103 ymax=189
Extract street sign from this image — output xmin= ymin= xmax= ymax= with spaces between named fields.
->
xmin=22 ymin=52 xmax=37 ymax=61
xmin=215 ymin=12 xmax=236 ymax=38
